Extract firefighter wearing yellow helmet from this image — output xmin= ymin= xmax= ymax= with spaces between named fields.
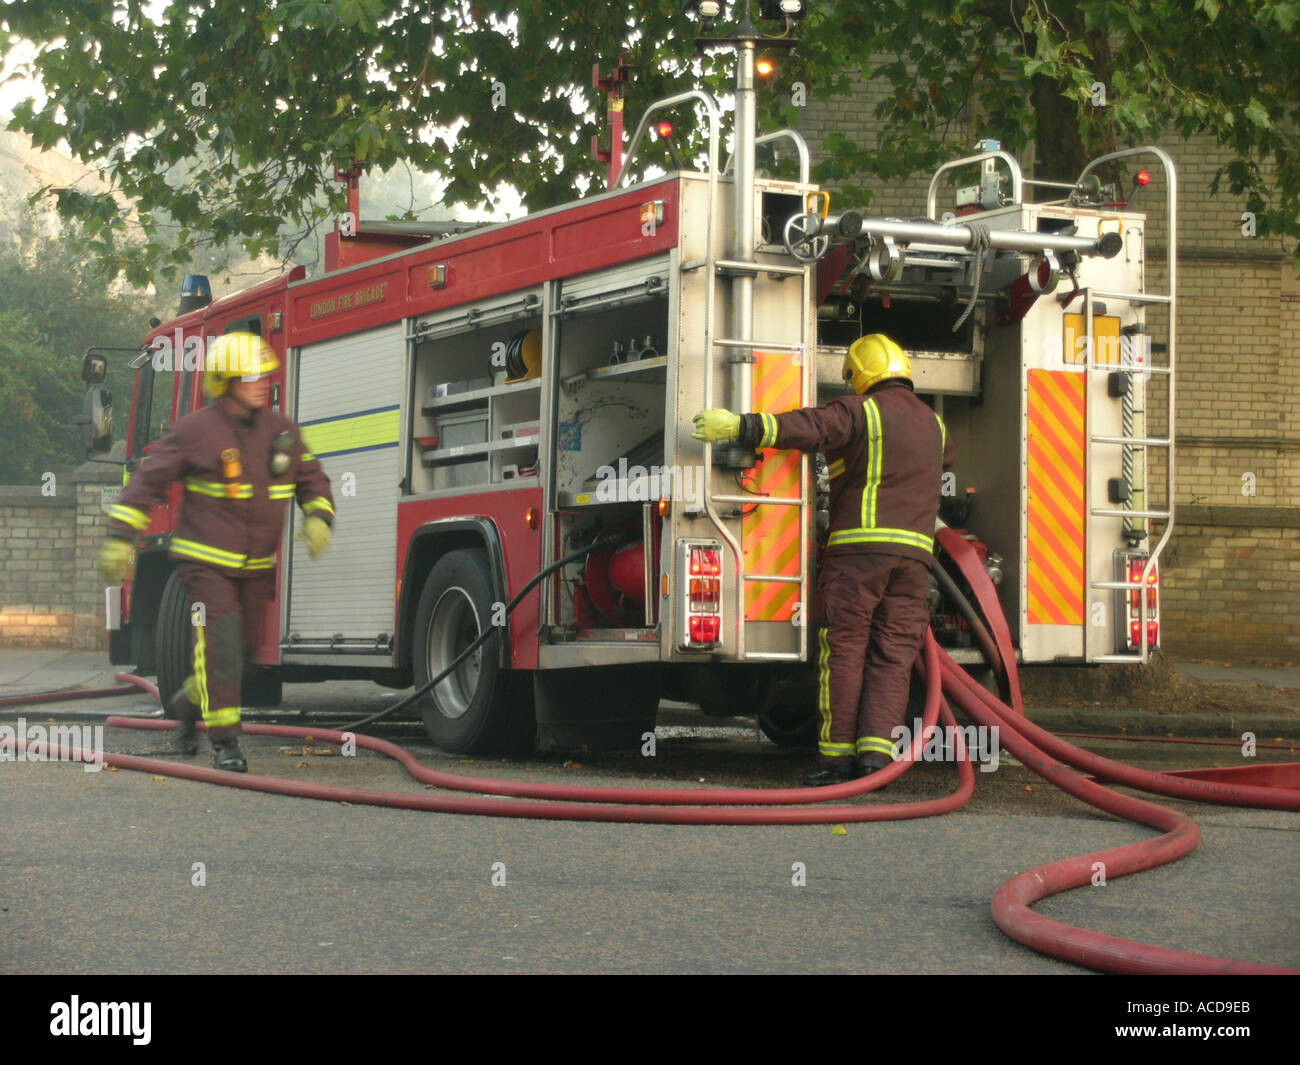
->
xmin=692 ymin=333 xmax=955 ymax=785
xmin=841 ymin=332 xmax=912 ymax=394
xmin=203 ymin=330 xmax=280 ymax=397
xmin=98 ymin=332 xmax=336 ymax=772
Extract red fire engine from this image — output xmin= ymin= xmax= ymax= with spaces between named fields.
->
xmin=83 ymin=38 xmax=1175 ymax=754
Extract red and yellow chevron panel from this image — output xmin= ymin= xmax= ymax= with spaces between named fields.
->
xmin=1026 ymin=370 xmax=1085 ymax=625
xmin=743 ymin=350 xmax=804 ymax=622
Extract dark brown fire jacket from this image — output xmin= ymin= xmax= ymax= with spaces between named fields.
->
xmin=737 ymin=379 xmax=956 ymax=564
xmin=107 ymin=400 xmax=334 ymax=574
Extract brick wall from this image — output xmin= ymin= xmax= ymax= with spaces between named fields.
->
xmin=1157 ymin=509 xmax=1300 ymax=663
xmin=0 ymin=457 xmax=121 ymax=650
xmin=0 ymin=484 xmax=77 ymax=646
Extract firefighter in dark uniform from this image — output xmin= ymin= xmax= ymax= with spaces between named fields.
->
xmin=693 ymin=334 xmax=956 ymax=785
xmin=98 ymin=332 xmax=335 ymax=772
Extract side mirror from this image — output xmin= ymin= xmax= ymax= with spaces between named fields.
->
xmin=79 ymin=387 xmax=114 ymax=452
xmin=81 ymin=351 xmax=108 ymax=384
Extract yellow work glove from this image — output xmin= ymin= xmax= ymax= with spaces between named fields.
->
xmin=692 ymin=408 xmax=741 ymax=443
xmin=98 ymin=538 xmax=133 ymax=582
xmin=299 ymin=515 xmax=332 ymax=560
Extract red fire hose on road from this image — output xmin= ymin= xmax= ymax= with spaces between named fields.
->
xmin=0 ymin=682 xmax=140 ymax=709
xmin=8 ymin=545 xmax=1297 ymax=973
xmin=28 ymin=638 xmax=974 ymax=823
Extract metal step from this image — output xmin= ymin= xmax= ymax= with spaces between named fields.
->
xmin=1111 ymin=365 xmax=1172 ymax=376
xmin=1089 ymin=289 xmax=1172 ymax=305
xmin=710 ymin=493 xmax=802 ymax=506
xmin=714 ymin=258 xmax=806 ymax=277
xmin=1090 ymin=579 xmax=1158 ymax=592
xmin=1090 ymin=434 xmax=1171 ymax=448
xmin=713 ymin=337 xmax=803 ymax=352
xmin=1091 ymin=508 xmax=1171 ymax=520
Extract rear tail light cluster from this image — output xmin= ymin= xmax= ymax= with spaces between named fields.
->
xmin=1124 ymin=555 xmax=1159 ymax=651
xmin=680 ymin=542 xmax=722 ymax=649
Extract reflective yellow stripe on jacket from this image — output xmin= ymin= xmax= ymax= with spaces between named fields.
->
xmin=301 ymin=496 xmax=334 ymax=516
xmin=827 ymin=528 xmax=935 ymax=551
xmin=108 ymin=504 xmax=149 ymax=531
xmin=171 ymin=537 xmax=275 ymax=571
xmin=184 ymin=477 xmax=253 ymax=499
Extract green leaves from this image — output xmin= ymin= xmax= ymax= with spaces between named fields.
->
xmin=0 ymin=208 xmax=155 ymax=481
xmin=1244 ymin=98 xmax=1271 ymax=129
xmin=1 ymin=0 xmax=1297 ymax=283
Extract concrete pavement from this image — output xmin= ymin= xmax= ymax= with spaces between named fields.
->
xmin=1172 ymin=660 xmax=1300 ymax=689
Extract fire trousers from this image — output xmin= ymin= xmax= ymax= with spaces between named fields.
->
xmin=175 ymin=562 xmax=275 ymax=740
xmin=813 ymin=551 xmax=931 ymax=766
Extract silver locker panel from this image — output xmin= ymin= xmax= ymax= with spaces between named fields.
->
xmin=287 ymin=322 xmax=404 ymax=646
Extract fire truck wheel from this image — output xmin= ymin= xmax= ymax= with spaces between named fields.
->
xmin=756 ymin=702 xmax=818 ymax=749
xmin=533 ymin=666 xmax=659 ymax=753
xmin=155 ymin=570 xmax=191 ymax=712
xmin=241 ymin=667 xmax=283 ymax=708
xmin=684 ymin=668 xmax=778 ymax=719
xmin=414 ymin=549 xmax=534 ymax=754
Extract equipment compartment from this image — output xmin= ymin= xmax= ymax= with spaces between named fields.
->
xmin=408 ymin=288 xmax=543 ymax=496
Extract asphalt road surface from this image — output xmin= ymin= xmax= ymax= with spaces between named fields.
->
xmin=2 ymin=680 xmax=1297 ymax=974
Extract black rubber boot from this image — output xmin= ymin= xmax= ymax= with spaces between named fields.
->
xmin=211 ymin=738 xmax=248 ymax=773
xmin=168 ymin=690 xmax=199 ymax=757
xmin=801 ymin=763 xmax=858 ymax=787
xmin=857 ymin=752 xmax=893 ymax=789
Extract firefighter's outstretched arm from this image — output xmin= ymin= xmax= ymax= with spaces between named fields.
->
xmin=99 ymin=425 xmax=191 ymax=581
xmin=293 ymin=438 xmax=335 ymax=560
xmin=692 ymin=403 xmax=857 ymax=452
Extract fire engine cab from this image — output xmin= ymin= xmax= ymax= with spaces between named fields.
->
xmin=86 ymin=49 xmax=1176 ymax=755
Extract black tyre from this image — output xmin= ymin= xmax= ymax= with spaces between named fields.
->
xmin=241 ymin=667 xmax=283 ymax=708
xmin=155 ymin=569 xmax=191 ymax=713
xmin=757 ymin=701 xmax=818 ymax=749
xmin=533 ymin=666 xmax=660 ymax=753
xmin=155 ymin=568 xmax=284 ymax=711
xmin=413 ymin=549 xmax=534 ymax=754
xmin=129 ymin=615 xmax=156 ymax=675
xmin=684 ymin=667 xmax=778 ymax=719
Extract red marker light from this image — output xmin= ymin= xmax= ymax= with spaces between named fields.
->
xmin=656 ymin=121 xmax=673 ymax=139
xmin=1135 ymin=170 xmax=1151 ymax=186
xmin=755 ymin=57 xmax=776 ymax=77
xmin=689 ymin=616 xmax=721 ymax=644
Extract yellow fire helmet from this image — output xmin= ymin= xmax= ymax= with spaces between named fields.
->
xmin=204 ymin=332 xmax=279 ymax=398
xmin=843 ymin=333 xmax=911 ymax=395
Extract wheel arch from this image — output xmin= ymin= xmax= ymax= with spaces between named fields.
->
xmin=119 ymin=546 xmax=174 ymax=671
xmin=129 ymin=547 xmax=173 ymax=628
xmin=396 ymin=518 xmax=510 ymax=673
